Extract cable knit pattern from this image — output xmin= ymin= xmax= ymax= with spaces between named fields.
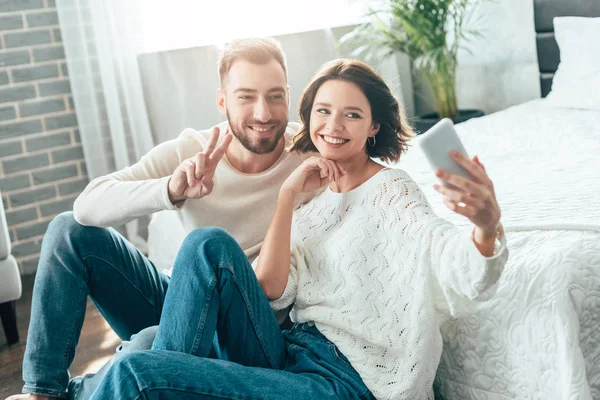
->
xmin=269 ymin=168 xmax=508 ymax=400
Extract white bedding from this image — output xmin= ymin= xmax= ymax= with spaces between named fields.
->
xmin=397 ymin=99 xmax=600 ymax=229
xmin=394 ymin=99 xmax=600 ymax=399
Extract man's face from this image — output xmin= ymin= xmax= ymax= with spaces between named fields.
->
xmin=218 ymin=59 xmax=289 ymax=154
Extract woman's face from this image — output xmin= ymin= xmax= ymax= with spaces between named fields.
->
xmin=309 ymin=79 xmax=377 ymax=162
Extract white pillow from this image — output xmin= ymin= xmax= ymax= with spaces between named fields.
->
xmin=545 ymin=17 xmax=600 ymax=111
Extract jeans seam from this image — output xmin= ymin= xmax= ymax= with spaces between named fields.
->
xmin=190 ymin=276 xmax=217 ymax=355
xmin=58 ymin=284 xmax=87 ymax=395
xmin=82 ymin=254 xmax=160 ymax=310
xmin=229 ymin=269 xmax=280 ymax=369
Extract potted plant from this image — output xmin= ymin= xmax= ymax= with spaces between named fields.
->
xmin=341 ymin=0 xmax=486 ymax=133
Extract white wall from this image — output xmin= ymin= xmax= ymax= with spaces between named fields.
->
xmin=138 ymin=26 xmax=414 ymax=145
xmin=138 ymin=0 xmax=542 ymax=141
xmin=415 ymin=0 xmax=541 ymax=115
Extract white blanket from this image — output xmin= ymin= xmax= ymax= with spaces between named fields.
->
xmin=394 ymin=99 xmax=600 ymax=399
xmin=396 ymin=99 xmax=600 ymax=229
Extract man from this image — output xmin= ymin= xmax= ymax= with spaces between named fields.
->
xmin=8 ymin=37 xmax=314 ymax=400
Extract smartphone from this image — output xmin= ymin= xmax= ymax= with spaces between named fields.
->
xmin=417 ymin=118 xmax=470 ymax=190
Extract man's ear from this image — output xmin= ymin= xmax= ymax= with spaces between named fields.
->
xmin=216 ymin=88 xmax=227 ymax=116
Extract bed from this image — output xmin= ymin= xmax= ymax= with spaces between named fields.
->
xmin=393 ymin=0 xmax=600 ymax=398
xmin=399 ymin=100 xmax=600 ymax=399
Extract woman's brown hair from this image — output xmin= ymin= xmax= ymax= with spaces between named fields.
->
xmin=291 ymin=59 xmax=413 ymax=163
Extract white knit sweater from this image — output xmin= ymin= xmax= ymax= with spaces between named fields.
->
xmin=269 ymin=168 xmax=508 ymax=400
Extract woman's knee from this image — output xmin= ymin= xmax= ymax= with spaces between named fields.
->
xmin=113 ymin=350 xmax=150 ymax=370
xmin=104 ymin=350 xmax=149 ymax=393
xmin=180 ymin=227 xmax=240 ymax=257
xmin=183 ymin=226 xmax=234 ymax=246
xmin=176 ymin=227 xmax=245 ymax=274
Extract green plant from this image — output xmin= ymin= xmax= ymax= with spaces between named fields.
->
xmin=341 ymin=0 xmax=485 ymax=119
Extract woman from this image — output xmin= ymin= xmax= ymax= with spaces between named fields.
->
xmin=88 ymin=59 xmax=507 ymax=400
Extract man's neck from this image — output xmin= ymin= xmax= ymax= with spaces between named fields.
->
xmin=225 ymin=138 xmax=286 ymax=174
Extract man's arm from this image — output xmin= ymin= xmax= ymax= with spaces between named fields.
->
xmin=73 ymin=128 xmax=207 ymax=227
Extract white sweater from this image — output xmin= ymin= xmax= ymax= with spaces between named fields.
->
xmin=269 ymin=168 xmax=508 ymax=400
xmin=73 ymin=121 xmax=313 ymax=263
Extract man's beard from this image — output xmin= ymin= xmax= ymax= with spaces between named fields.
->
xmin=226 ymin=111 xmax=286 ymax=155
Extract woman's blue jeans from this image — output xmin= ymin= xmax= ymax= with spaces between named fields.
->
xmin=88 ymin=227 xmax=373 ymax=400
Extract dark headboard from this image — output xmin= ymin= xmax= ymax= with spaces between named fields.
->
xmin=534 ymin=0 xmax=600 ymax=97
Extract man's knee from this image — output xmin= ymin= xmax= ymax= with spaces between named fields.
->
xmin=38 ymin=212 xmax=115 ymax=278
xmin=43 ymin=211 xmax=112 ymax=249
xmin=46 ymin=211 xmax=80 ymax=236
xmin=45 ymin=211 xmax=109 ymax=247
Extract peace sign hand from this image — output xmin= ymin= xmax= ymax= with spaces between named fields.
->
xmin=168 ymin=127 xmax=233 ymax=204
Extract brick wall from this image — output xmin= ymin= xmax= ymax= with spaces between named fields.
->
xmin=0 ymin=0 xmax=88 ymax=275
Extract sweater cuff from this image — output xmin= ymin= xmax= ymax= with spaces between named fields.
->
xmin=472 ymin=223 xmax=507 ymax=260
xmin=468 ymin=224 xmax=508 ymax=301
xmin=161 ymin=176 xmax=186 ymax=210
xmin=269 ymin=276 xmax=297 ymax=312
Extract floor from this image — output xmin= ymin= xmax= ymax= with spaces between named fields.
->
xmin=0 ymin=275 xmax=120 ymax=397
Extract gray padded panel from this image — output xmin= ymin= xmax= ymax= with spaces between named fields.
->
xmin=534 ymin=0 xmax=600 ymax=32
xmin=0 ymin=191 xmax=10 ymax=259
xmin=540 ymin=73 xmax=554 ymax=98
xmin=0 ymin=255 xmax=22 ymax=303
xmin=534 ymin=0 xmax=600 ymax=97
xmin=536 ymin=32 xmax=560 ymax=73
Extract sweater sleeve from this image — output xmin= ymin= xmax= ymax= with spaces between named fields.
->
xmin=73 ymin=127 xmax=216 ymax=227
xmin=392 ymin=173 xmax=508 ymax=317
xmin=250 ymin=252 xmax=298 ymax=312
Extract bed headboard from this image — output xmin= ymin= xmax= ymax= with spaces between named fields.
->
xmin=534 ymin=0 xmax=600 ymax=97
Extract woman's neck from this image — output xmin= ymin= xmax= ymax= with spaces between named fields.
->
xmin=330 ymin=155 xmax=385 ymax=193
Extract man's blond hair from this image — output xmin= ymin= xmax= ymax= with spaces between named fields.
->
xmin=217 ymin=37 xmax=287 ymax=87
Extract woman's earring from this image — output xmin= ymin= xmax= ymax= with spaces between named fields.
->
xmin=368 ymin=136 xmax=376 ymax=146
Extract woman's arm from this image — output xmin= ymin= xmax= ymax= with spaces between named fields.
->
xmin=433 ymin=152 xmax=502 ymax=256
xmin=472 ymin=226 xmax=499 ymax=256
xmin=254 ymin=189 xmax=296 ymax=300
xmin=255 ymin=156 xmax=342 ymax=300
xmin=390 ymin=172 xmax=507 ymax=316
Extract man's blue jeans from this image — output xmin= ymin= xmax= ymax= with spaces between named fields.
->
xmin=22 ymin=212 xmax=171 ymax=398
xmin=88 ymin=227 xmax=374 ymax=399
